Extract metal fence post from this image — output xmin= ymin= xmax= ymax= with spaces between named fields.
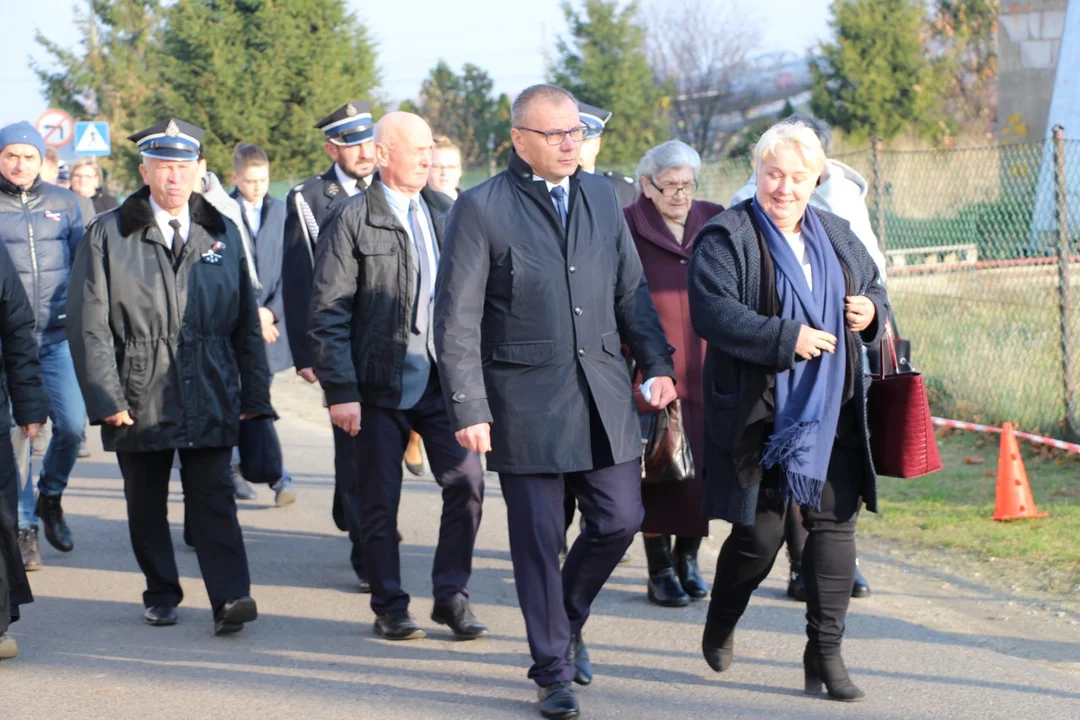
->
xmin=1052 ymin=125 xmax=1078 ymax=439
xmin=871 ymin=136 xmax=887 ymax=254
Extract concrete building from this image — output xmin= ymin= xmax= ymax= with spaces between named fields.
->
xmin=997 ymin=0 xmax=1070 ymax=143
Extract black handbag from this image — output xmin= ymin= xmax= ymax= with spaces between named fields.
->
xmin=640 ymin=398 xmax=695 ymax=485
xmin=237 ymin=416 xmax=283 ymax=485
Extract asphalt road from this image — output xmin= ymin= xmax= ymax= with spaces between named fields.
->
xmin=4 ymin=374 xmax=1079 ymax=719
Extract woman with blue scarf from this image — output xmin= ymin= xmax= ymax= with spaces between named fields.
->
xmin=687 ymin=121 xmax=889 ymax=702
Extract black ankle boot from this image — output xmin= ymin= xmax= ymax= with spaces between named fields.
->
xmin=803 ymin=643 xmax=865 ymax=702
xmin=787 ymin=566 xmax=807 ymax=602
xmin=674 ymin=536 xmax=708 ymax=599
xmin=701 ymin=625 xmax=735 ymax=673
xmin=36 ymin=494 xmax=73 ymax=552
xmin=643 ymin=535 xmax=690 ymax=607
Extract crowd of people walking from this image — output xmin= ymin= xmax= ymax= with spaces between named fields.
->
xmin=0 ymin=83 xmax=892 ymax=719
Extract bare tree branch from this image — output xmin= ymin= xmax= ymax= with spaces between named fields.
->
xmin=645 ymin=0 xmax=761 ymax=159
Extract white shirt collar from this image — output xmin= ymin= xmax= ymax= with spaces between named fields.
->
xmin=149 ymin=194 xmax=191 ymax=244
xmin=334 ymin=164 xmax=374 ymax=196
xmin=239 ymin=195 xmax=263 ymax=214
xmin=533 ymin=174 xmax=571 ymax=196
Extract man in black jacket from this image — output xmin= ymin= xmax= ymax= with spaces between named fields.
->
xmin=0 ymin=240 xmax=49 ymax=660
xmin=66 ymin=118 xmax=273 ymax=635
xmin=434 ymin=84 xmax=677 ymax=718
xmin=309 ymin=111 xmax=486 ymax=642
xmin=0 ymin=121 xmax=86 ymax=570
xmin=282 ymin=101 xmax=376 ymax=590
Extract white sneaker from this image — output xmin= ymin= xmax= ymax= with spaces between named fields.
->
xmin=272 ymin=477 xmax=297 ymax=507
xmin=231 ymin=469 xmax=258 ymax=500
xmin=0 ymin=632 xmax=18 ymax=660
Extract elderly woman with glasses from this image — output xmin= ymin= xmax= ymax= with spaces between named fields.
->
xmin=623 ymin=140 xmax=723 ymax=607
xmin=687 ymin=120 xmax=889 ymax=702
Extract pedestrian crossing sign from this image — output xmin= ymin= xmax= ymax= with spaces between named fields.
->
xmin=74 ymin=121 xmax=111 ymax=156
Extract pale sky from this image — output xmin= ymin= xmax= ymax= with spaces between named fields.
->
xmin=1 ymin=0 xmax=832 ymax=127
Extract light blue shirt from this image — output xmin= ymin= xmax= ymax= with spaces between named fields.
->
xmin=382 ymin=185 xmax=438 ymax=299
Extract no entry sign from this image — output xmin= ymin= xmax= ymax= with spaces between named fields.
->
xmin=35 ymin=108 xmax=75 ymax=148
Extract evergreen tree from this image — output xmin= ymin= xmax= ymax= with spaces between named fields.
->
xmin=410 ymin=61 xmax=510 ymax=168
xmin=549 ymin=0 xmax=669 ymax=165
xmin=158 ymin=0 xmax=382 ymax=180
xmin=810 ymin=0 xmax=941 ymax=141
xmin=34 ymin=1 xmax=166 ymax=186
xmin=35 ymin=0 xmax=382 ymax=187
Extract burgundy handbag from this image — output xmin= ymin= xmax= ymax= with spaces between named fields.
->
xmin=866 ymin=329 xmax=943 ymax=478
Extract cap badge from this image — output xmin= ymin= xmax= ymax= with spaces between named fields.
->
xmin=165 ymin=120 xmax=180 ymax=138
xmin=345 ymin=103 xmax=357 ymax=117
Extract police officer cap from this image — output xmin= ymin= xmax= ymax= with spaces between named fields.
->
xmin=315 ymin=101 xmax=374 ymax=146
xmin=578 ymin=102 xmax=612 ymax=139
xmin=128 ymin=118 xmax=204 ymax=162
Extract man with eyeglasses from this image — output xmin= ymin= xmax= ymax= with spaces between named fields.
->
xmin=434 ymin=83 xmax=676 ymax=719
xmin=577 ymin=102 xmax=638 ymax=208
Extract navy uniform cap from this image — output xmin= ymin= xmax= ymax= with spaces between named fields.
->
xmin=128 ymin=118 xmax=204 ymax=161
xmin=578 ymin=102 xmax=612 ymax=139
xmin=315 ymin=101 xmax=374 ymax=146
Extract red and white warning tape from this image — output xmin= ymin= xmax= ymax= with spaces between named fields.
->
xmin=932 ymin=417 xmax=1080 ymax=455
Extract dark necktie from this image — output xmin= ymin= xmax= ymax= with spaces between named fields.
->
xmin=550 ymin=185 xmax=568 ymax=229
xmin=168 ymin=219 xmax=183 ymax=263
xmin=408 ymin=199 xmax=433 ymax=334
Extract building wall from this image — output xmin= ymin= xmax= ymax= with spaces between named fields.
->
xmin=997 ymin=0 xmax=1070 ymax=143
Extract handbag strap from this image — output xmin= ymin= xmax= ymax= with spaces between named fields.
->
xmin=879 ymin=323 xmax=900 ymax=380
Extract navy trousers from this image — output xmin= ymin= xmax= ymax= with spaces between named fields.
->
xmin=351 ymin=372 xmax=484 ymax=616
xmin=500 ymin=458 xmax=643 ymax=687
xmin=332 ymin=424 xmax=367 ymax=582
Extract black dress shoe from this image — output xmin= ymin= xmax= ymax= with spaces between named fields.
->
xmin=564 ymin=632 xmax=592 ymax=686
xmin=537 ymin=681 xmax=579 ymax=719
xmin=852 ymin=563 xmax=871 ymax=598
xmin=787 ymin=570 xmax=807 ymax=602
xmin=431 ymin=599 xmax=489 ymax=639
xmin=144 ymin=604 xmax=178 ymax=627
xmin=36 ymin=494 xmax=73 ymax=552
xmin=214 ymin=596 xmax=257 ymax=635
xmin=374 ymin=610 xmax=427 ymax=640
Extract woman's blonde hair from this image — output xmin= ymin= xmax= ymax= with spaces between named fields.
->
xmin=753 ymin=120 xmax=827 ymax=175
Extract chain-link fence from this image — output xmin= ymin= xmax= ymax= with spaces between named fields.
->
xmin=692 ymin=133 xmax=1080 ymax=441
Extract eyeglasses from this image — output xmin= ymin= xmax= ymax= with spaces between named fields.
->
xmin=515 ymin=125 xmax=589 ymax=146
xmin=648 ymin=177 xmax=697 ymax=198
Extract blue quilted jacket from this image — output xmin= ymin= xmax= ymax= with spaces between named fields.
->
xmin=0 ymin=174 xmax=84 ymax=346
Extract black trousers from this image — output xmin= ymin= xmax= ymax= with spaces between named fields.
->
xmin=785 ymin=499 xmax=809 ymax=571
xmin=1 ymin=431 xmax=31 ymax=632
xmin=707 ymin=424 xmax=864 ymax=652
xmin=352 ymin=372 xmax=484 ymax=616
xmin=332 ymin=424 xmax=367 ymax=581
xmin=117 ymin=447 xmax=250 ymax=614
xmin=501 ymin=458 xmax=643 ymax=686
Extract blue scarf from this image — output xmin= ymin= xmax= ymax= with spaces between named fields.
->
xmin=752 ymin=199 xmax=847 ymax=510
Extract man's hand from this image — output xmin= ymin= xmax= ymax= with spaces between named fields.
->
xmin=455 ymin=423 xmax=491 ymax=453
xmin=239 ymin=412 xmax=258 ymax=421
xmin=258 ymin=307 xmax=279 ymax=344
xmin=298 ymin=367 xmax=318 ymax=384
xmin=845 ymin=295 xmax=876 ymax=333
xmin=647 ymin=376 xmax=678 ymax=409
xmin=330 ymin=402 xmax=361 ymax=436
xmin=20 ymin=423 xmax=42 ymax=442
xmin=103 ymin=410 xmax=134 ymax=427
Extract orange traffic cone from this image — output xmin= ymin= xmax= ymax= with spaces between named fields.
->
xmin=992 ymin=422 xmax=1049 ymax=521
